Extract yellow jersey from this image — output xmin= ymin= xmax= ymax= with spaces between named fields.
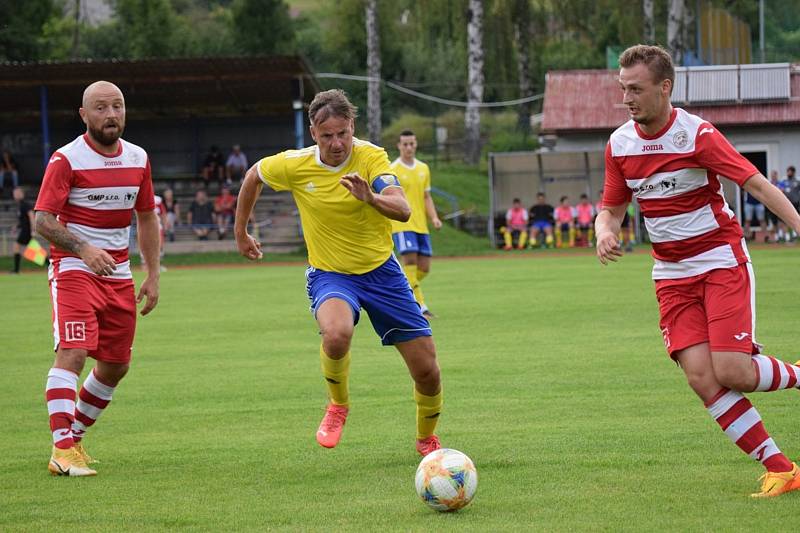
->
xmin=390 ymin=158 xmax=431 ymax=235
xmin=257 ymin=138 xmax=398 ymax=274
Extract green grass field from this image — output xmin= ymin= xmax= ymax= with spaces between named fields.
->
xmin=3 ymin=247 xmax=800 ymax=531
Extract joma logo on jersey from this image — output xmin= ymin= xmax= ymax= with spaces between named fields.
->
xmin=641 ymin=144 xmax=664 ymax=152
xmin=104 ymin=160 xmax=122 ymax=167
xmin=88 ymin=194 xmax=120 ymax=201
xmin=64 ymin=321 xmax=86 ymax=342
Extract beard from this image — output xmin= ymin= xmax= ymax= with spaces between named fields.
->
xmin=88 ymin=122 xmax=124 ymax=147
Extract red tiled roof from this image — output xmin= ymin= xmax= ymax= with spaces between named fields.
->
xmin=541 ymin=68 xmax=800 ymax=134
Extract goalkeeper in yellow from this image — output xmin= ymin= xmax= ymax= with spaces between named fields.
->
xmin=391 ymin=130 xmax=442 ymax=319
xmin=235 ymin=90 xmax=443 ymax=457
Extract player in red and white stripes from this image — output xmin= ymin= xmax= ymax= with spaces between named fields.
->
xmin=35 ymin=81 xmax=161 ymax=476
xmin=596 ymin=45 xmax=800 ymax=498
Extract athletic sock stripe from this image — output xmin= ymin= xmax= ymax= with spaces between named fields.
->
xmin=769 ymin=356 xmax=782 ymax=391
xmin=752 ymin=356 xmax=772 ymax=391
xmin=714 ymin=397 xmax=752 ymax=429
xmin=736 ymin=421 xmax=770 ymax=455
xmin=706 ymin=389 xmax=742 ymax=418
xmin=723 ymin=407 xmax=761 ymax=443
xmin=46 ymin=388 xmax=77 ymax=401
xmin=78 ymin=389 xmax=110 ymax=409
xmin=777 ymin=361 xmax=791 ymax=390
xmin=74 ymin=409 xmax=95 ymax=426
xmin=75 ymin=401 xmax=102 ymax=420
xmin=47 ymin=399 xmax=76 ymax=416
xmin=84 ymin=371 xmax=115 ymax=400
xmin=784 ymin=362 xmax=798 ymax=389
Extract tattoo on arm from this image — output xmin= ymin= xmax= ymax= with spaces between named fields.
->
xmin=35 ymin=211 xmax=85 ymax=254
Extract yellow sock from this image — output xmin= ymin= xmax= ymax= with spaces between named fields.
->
xmin=518 ymin=231 xmax=528 ymax=248
xmin=403 ymin=263 xmax=426 ymax=307
xmin=414 ymin=387 xmax=442 ymax=439
xmin=568 ymin=227 xmax=576 ymax=247
xmin=417 ymin=268 xmax=428 ymax=282
xmin=502 ymin=228 xmax=512 ymax=248
xmin=320 ymin=345 xmax=350 ymax=407
xmin=545 ymin=234 xmax=554 ymax=247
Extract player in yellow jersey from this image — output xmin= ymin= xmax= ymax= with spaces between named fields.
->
xmin=234 ymin=90 xmax=443 ymax=456
xmin=390 ymin=130 xmax=442 ymax=319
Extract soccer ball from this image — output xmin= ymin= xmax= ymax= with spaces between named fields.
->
xmin=415 ymin=448 xmax=478 ymax=512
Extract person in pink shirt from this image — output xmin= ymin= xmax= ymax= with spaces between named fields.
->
xmin=554 ymin=195 xmax=575 ymax=247
xmin=575 ymin=193 xmax=595 ymax=247
xmin=501 ymin=198 xmax=528 ymax=250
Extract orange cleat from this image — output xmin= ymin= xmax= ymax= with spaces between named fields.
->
xmin=316 ymin=403 xmax=349 ymax=448
xmin=416 ymin=434 xmax=441 ymax=457
xmin=751 ymin=463 xmax=800 ymax=498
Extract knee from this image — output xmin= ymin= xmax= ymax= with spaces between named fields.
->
xmin=412 ymin=358 xmax=441 ymax=388
xmin=321 ymin=328 xmax=352 ymax=357
xmin=96 ymin=363 xmax=130 ymax=387
xmin=714 ymin=365 xmax=755 ymax=392
xmin=684 ymin=368 xmax=720 ymax=400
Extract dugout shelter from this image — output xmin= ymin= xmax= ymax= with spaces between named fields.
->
xmin=0 ymin=56 xmax=320 ymax=183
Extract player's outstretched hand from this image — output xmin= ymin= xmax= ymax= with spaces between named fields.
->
xmin=137 ymin=276 xmax=159 ymax=316
xmin=236 ymin=232 xmax=263 ymax=261
xmin=79 ymin=243 xmax=118 ymax=276
xmin=432 ymin=217 xmax=443 ymax=230
xmin=596 ymin=231 xmax=623 ymax=265
xmin=340 ymin=173 xmax=374 ymax=204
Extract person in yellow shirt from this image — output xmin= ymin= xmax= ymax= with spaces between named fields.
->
xmin=391 ymin=130 xmax=442 ymax=319
xmin=235 ymin=90 xmax=443 ymax=457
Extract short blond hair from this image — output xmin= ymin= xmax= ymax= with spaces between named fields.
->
xmin=308 ymin=89 xmax=358 ymax=126
xmin=619 ymin=44 xmax=675 ymax=92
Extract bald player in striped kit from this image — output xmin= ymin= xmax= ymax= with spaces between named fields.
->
xmin=34 ymin=81 xmax=161 ymax=476
xmin=596 ymin=44 xmax=800 ymax=498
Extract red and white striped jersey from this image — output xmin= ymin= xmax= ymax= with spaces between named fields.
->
xmin=603 ymin=108 xmax=758 ymax=280
xmin=35 ymin=134 xmax=155 ymax=280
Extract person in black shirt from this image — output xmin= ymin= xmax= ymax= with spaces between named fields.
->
xmin=201 ymin=146 xmax=225 ymax=189
xmin=528 ymin=192 xmax=555 ymax=248
xmin=11 ymin=187 xmax=34 ymax=273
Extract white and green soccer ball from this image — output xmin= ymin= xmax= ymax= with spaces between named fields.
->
xmin=415 ymin=448 xmax=478 ymax=512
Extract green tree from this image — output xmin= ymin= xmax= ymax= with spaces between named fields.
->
xmin=115 ymin=0 xmax=180 ymax=58
xmin=230 ymin=0 xmax=295 ymax=55
xmin=0 ymin=0 xmax=58 ymax=61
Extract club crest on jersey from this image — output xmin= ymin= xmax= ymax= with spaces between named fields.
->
xmin=305 ymin=182 xmax=316 ymax=193
xmin=672 ymin=129 xmax=689 ymax=148
xmin=641 ymin=144 xmax=664 ymax=152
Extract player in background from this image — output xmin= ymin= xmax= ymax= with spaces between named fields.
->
xmin=502 ymin=198 xmax=528 ymax=250
xmin=596 ymin=45 xmax=800 ymax=498
xmin=528 ymin=192 xmax=554 ymax=248
xmin=10 ymin=186 xmax=35 ymax=273
xmin=390 ymin=130 xmax=442 ymax=319
xmin=235 ymin=89 xmax=443 ymax=457
xmin=575 ymin=193 xmax=595 ymax=247
xmin=34 ymin=81 xmax=161 ymax=476
xmin=554 ymin=196 xmax=575 ymax=248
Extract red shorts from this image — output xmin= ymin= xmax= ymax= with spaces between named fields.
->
xmin=49 ymin=271 xmax=137 ymax=363
xmin=655 ymin=263 xmax=759 ymax=359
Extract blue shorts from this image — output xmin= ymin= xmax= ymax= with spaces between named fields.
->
xmin=305 ymin=255 xmax=432 ymax=346
xmin=531 ymin=220 xmax=552 ymax=232
xmin=392 ymin=231 xmax=433 ymax=256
